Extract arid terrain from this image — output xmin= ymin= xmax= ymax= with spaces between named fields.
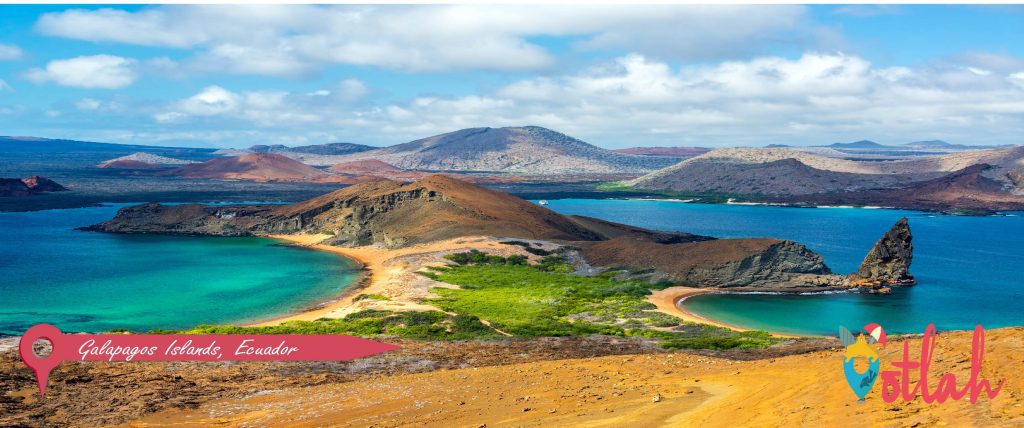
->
xmin=3 ymin=327 xmax=1019 ymax=427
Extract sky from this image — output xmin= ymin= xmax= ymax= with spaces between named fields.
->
xmin=0 ymin=4 xmax=1022 ymax=149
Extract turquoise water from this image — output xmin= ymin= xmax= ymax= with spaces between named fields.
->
xmin=541 ymin=199 xmax=1024 ymax=336
xmin=0 ymin=205 xmax=359 ymax=335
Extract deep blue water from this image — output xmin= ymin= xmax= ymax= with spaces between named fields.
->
xmin=540 ymin=199 xmax=1024 ymax=336
xmin=0 ymin=205 xmax=359 ymax=335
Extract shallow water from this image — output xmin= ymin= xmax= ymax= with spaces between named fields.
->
xmin=540 ymin=199 xmax=1024 ymax=335
xmin=0 ymin=205 xmax=359 ymax=335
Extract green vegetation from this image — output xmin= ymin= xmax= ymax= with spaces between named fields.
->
xmin=424 ymin=253 xmax=777 ymax=350
xmin=353 ymin=293 xmax=391 ymax=302
xmin=444 ymin=249 xmax=528 ymax=266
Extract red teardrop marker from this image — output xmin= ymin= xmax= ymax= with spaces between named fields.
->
xmin=18 ymin=324 xmax=64 ymax=397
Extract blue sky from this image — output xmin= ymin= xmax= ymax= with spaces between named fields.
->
xmin=0 ymin=5 xmax=1022 ymax=149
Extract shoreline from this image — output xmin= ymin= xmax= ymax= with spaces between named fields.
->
xmin=648 ymin=287 xmax=806 ymax=339
xmin=246 ymin=234 xmax=380 ymax=326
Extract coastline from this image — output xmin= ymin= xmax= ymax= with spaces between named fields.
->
xmin=648 ymin=287 xmax=804 ymax=339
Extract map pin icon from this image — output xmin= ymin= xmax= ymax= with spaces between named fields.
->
xmin=18 ymin=324 xmax=65 ymax=397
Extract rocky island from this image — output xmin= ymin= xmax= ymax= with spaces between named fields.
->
xmin=0 ymin=176 xmax=67 ymax=197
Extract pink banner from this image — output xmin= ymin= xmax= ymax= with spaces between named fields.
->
xmin=19 ymin=323 xmax=400 ymax=396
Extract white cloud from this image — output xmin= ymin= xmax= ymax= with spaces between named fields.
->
xmin=134 ymin=52 xmax=1024 ymax=148
xmin=35 ymin=5 xmax=811 ymax=75
xmin=25 ymin=55 xmax=138 ymax=89
xmin=0 ymin=79 xmax=12 ymax=92
xmin=0 ymin=44 xmax=24 ymax=60
xmin=336 ymin=79 xmax=368 ymax=102
xmin=1010 ymin=72 xmax=1024 ymax=89
xmin=75 ymin=98 xmax=102 ymax=110
xmin=177 ymin=86 xmax=240 ymax=116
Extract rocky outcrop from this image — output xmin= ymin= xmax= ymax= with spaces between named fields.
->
xmin=581 ymin=235 xmax=846 ymax=289
xmin=1008 ymin=170 xmax=1024 ymax=192
xmin=0 ymin=176 xmax=68 ymax=197
xmin=164 ymin=153 xmax=329 ymax=182
xmin=849 ymin=218 xmax=915 ymax=287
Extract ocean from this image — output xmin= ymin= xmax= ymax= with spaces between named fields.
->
xmin=540 ymin=199 xmax=1024 ymax=336
xmin=0 ymin=204 xmax=359 ymax=335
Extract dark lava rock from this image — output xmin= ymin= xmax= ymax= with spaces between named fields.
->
xmin=853 ymin=217 xmax=915 ymax=286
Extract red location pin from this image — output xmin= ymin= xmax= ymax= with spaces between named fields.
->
xmin=19 ymin=323 xmax=400 ymax=397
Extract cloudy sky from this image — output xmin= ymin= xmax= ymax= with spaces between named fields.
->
xmin=0 ymin=4 xmax=1022 ymax=149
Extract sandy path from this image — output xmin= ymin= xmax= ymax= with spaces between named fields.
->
xmin=128 ymin=327 xmax=1024 ymax=427
xmin=250 ymin=234 xmax=556 ymax=325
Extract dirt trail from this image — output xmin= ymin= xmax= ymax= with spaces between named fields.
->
xmin=129 ymin=327 xmax=1024 ymax=427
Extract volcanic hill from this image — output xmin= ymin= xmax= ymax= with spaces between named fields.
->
xmin=771 ymin=164 xmax=1024 ymax=213
xmin=166 ymin=153 xmax=329 ymax=182
xmin=312 ymin=126 xmax=680 ymax=175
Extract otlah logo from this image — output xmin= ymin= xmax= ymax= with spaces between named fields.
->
xmin=839 ymin=323 xmax=886 ymax=400
xmin=838 ymin=323 xmax=1003 ymax=404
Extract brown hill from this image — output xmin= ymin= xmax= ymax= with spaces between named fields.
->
xmin=774 ymin=164 xmax=1024 ymax=212
xmin=612 ymin=146 xmax=709 ymax=158
xmin=166 ymin=153 xmax=329 ymax=182
xmin=0 ymin=176 xmax=67 ymax=197
xmin=627 ymin=157 xmax=912 ymax=195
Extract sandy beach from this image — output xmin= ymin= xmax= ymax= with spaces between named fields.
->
xmin=648 ymin=287 xmax=804 ymax=338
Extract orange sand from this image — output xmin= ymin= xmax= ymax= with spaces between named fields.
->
xmin=129 ymin=326 xmax=1024 ymax=427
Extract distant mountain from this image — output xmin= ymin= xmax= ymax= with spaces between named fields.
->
xmin=166 ymin=153 xmax=329 ymax=182
xmin=249 ymin=142 xmax=376 ymax=156
xmin=98 ymin=152 xmax=196 ymax=169
xmin=612 ymin=146 xmax=709 ymax=158
xmin=773 ymin=164 xmax=1024 ymax=213
xmin=0 ymin=176 xmax=67 ymax=197
xmin=625 ymin=157 xmax=910 ymax=195
xmin=317 ymin=126 xmax=680 ymax=175
xmin=827 ymin=140 xmax=887 ymax=149
xmin=765 ymin=144 xmax=790 ymax=148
